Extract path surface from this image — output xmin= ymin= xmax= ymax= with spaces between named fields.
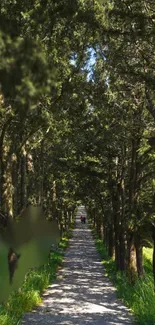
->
xmin=22 ymin=206 xmax=134 ymax=325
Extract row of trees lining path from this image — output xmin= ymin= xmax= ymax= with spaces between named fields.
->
xmin=22 ymin=206 xmax=134 ymax=325
xmin=1 ymin=0 xmax=155 ymax=291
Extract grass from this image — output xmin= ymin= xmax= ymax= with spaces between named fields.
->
xmin=0 ymin=224 xmax=74 ymax=325
xmin=92 ymin=227 xmax=155 ymax=325
xmin=143 ymin=247 xmax=153 ymax=278
xmin=143 ymin=247 xmax=152 ymax=263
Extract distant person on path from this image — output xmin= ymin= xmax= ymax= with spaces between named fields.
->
xmin=80 ymin=215 xmax=86 ymax=224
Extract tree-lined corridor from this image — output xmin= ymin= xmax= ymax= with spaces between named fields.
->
xmin=0 ymin=0 xmax=155 ymax=324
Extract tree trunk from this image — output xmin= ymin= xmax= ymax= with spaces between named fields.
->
xmin=20 ymin=151 xmax=27 ymax=210
xmin=12 ymin=156 xmax=18 ymax=216
xmin=38 ymin=141 xmax=44 ymax=205
xmin=58 ymin=209 xmax=63 ymax=236
xmin=0 ymin=117 xmax=12 ymax=210
xmin=119 ymin=230 xmax=126 ymax=271
xmin=52 ymin=180 xmax=57 ymax=219
xmin=108 ymin=223 xmax=114 ymax=258
xmin=2 ymin=157 xmax=13 ymax=216
xmin=135 ymin=235 xmax=144 ymax=277
xmin=93 ymin=208 xmax=96 ymax=228
xmin=113 ymin=191 xmax=121 ymax=270
xmin=127 ymin=233 xmax=137 ymax=283
xmin=96 ymin=213 xmax=102 ymax=238
xmin=103 ymin=225 xmax=108 ymax=250
xmin=114 ymin=228 xmax=121 ymax=270
xmin=64 ymin=209 xmax=67 ymax=230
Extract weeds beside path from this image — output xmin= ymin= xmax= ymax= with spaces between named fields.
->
xmin=95 ymin=236 xmax=155 ymax=325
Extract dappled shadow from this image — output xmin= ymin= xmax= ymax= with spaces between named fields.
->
xmin=22 ymin=206 xmax=134 ymax=325
xmin=22 ymin=313 xmax=133 ymax=325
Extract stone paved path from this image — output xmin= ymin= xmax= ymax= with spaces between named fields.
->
xmin=22 ymin=206 xmax=134 ymax=325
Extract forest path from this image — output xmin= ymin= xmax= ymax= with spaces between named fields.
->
xmin=22 ymin=206 xmax=134 ymax=325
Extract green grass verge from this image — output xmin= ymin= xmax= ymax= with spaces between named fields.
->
xmin=143 ymin=247 xmax=152 ymax=263
xmin=0 ymin=224 xmax=74 ymax=325
xmin=92 ymin=227 xmax=155 ymax=325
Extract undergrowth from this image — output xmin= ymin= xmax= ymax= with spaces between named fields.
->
xmin=0 ymin=223 xmax=74 ymax=325
xmin=92 ymin=227 xmax=155 ymax=325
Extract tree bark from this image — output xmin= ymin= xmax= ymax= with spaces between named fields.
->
xmin=11 ymin=155 xmax=18 ymax=216
xmin=135 ymin=235 xmax=144 ymax=277
xmin=127 ymin=233 xmax=137 ymax=283
xmin=119 ymin=230 xmax=126 ymax=271
xmin=108 ymin=223 xmax=114 ymax=258
xmin=20 ymin=150 xmax=27 ymax=210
